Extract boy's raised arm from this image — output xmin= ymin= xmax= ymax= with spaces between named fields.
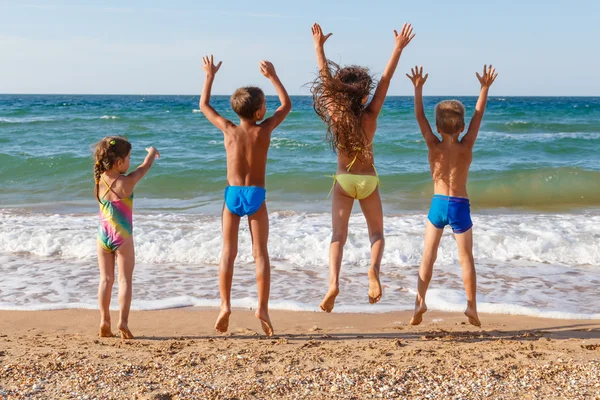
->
xmin=407 ymin=66 xmax=438 ymax=147
xmin=461 ymin=64 xmax=498 ymax=148
xmin=199 ymin=55 xmax=233 ymax=132
xmin=366 ymin=23 xmax=415 ymax=117
xmin=260 ymin=61 xmax=292 ymax=130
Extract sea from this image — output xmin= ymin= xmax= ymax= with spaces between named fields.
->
xmin=1 ymin=94 xmax=599 ymax=319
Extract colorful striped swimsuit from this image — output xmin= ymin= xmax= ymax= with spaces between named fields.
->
xmin=98 ymin=177 xmax=133 ymax=252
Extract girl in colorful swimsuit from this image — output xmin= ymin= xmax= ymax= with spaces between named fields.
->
xmin=310 ymin=22 xmax=414 ymax=312
xmin=93 ymin=137 xmax=159 ymax=338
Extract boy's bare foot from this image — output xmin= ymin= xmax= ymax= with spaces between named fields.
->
xmin=367 ymin=267 xmax=382 ymax=304
xmin=255 ymin=308 xmax=274 ymax=336
xmin=319 ymin=286 xmax=339 ymax=313
xmin=99 ymin=321 xmax=113 ymax=337
xmin=464 ymin=307 xmax=481 ymax=327
xmin=215 ymin=306 xmax=231 ymax=333
xmin=410 ymin=303 xmax=428 ymax=326
xmin=117 ymin=323 xmax=134 ymax=339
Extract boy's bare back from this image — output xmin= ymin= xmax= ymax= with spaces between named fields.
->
xmin=428 ymin=139 xmax=472 ymax=198
xmin=222 ymin=123 xmax=271 ymax=187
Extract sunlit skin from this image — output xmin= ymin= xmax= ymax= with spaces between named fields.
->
xmin=200 ymin=55 xmax=291 ymax=336
xmin=312 ymin=22 xmax=414 ymax=313
xmin=406 ymin=65 xmax=498 ymax=327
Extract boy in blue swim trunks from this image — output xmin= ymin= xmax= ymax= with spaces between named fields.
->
xmin=406 ymin=64 xmax=498 ymax=327
xmin=200 ymin=55 xmax=291 ymax=336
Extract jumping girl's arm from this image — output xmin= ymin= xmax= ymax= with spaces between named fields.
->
xmin=407 ymin=66 xmax=438 ymax=147
xmin=259 ymin=60 xmax=292 ymax=131
xmin=461 ymin=64 xmax=498 ymax=148
xmin=312 ymin=23 xmax=337 ymax=118
xmin=366 ymin=23 xmax=415 ymax=117
xmin=199 ymin=55 xmax=234 ymax=132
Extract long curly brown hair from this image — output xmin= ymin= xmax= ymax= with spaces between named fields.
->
xmin=311 ymin=61 xmax=376 ymax=160
xmin=93 ymin=136 xmax=131 ymax=203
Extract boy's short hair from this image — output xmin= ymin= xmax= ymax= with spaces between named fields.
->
xmin=435 ymin=100 xmax=465 ymax=134
xmin=230 ymin=86 xmax=265 ymax=120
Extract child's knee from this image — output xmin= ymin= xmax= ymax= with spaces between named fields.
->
xmin=331 ymin=230 xmax=348 ymax=245
xmin=100 ymin=275 xmax=115 ymax=286
xmin=459 ymin=253 xmax=474 ymax=267
xmin=252 ymin=245 xmax=269 ymax=261
xmin=221 ymin=245 xmax=238 ymax=259
xmin=369 ymin=232 xmax=384 ymax=245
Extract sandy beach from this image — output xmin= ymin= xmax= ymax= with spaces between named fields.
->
xmin=1 ymin=308 xmax=599 ymax=399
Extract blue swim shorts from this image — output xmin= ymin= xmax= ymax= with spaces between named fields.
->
xmin=224 ymin=186 xmax=266 ymax=217
xmin=427 ymin=194 xmax=473 ymax=234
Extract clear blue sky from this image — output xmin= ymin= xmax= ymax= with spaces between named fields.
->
xmin=1 ymin=0 xmax=598 ymax=95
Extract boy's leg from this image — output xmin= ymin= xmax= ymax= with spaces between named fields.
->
xmin=358 ymin=188 xmax=385 ymax=304
xmin=115 ymin=237 xmax=135 ymax=339
xmin=455 ymin=229 xmax=481 ymax=327
xmin=410 ymin=221 xmax=444 ymax=325
xmin=215 ymin=204 xmax=241 ymax=333
xmin=320 ymin=183 xmax=354 ymax=312
xmin=248 ymin=202 xmax=273 ymax=336
xmin=97 ymin=242 xmax=115 ymax=337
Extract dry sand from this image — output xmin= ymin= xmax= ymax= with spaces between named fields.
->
xmin=1 ymin=308 xmax=599 ymax=399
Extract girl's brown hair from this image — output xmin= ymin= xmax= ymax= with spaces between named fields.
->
xmin=93 ymin=136 xmax=131 ymax=202
xmin=311 ymin=61 xmax=376 ymax=160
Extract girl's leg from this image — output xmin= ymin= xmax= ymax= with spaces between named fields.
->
xmin=320 ymin=182 xmax=354 ymax=312
xmin=97 ymin=242 xmax=115 ymax=337
xmin=115 ymin=237 xmax=135 ymax=339
xmin=455 ymin=229 xmax=481 ymax=326
xmin=358 ymin=188 xmax=385 ymax=304
xmin=410 ymin=221 xmax=444 ymax=325
xmin=215 ymin=204 xmax=241 ymax=333
xmin=248 ymin=202 xmax=273 ymax=336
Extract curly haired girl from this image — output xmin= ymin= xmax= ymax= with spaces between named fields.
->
xmin=311 ymin=22 xmax=414 ymax=312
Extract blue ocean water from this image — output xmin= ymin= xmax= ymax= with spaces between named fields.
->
xmin=1 ymin=95 xmax=599 ymax=213
xmin=1 ymin=95 xmax=599 ymax=317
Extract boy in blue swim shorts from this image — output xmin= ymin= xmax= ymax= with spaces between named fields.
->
xmin=406 ymin=64 xmax=498 ymax=327
xmin=199 ymin=55 xmax=291 ymax=336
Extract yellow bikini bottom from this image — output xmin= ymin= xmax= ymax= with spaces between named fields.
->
xmin=328 ymin=173 xmax=380 ymax=200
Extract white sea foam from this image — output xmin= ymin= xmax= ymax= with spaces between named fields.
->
xmin=1 ymin=210 xmax=599 ymax=317
xmin=100 ymin=115 xmax=119 ymax=119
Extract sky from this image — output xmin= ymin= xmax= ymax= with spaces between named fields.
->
xmin=0 ymin=0 xmax=599 ymax=96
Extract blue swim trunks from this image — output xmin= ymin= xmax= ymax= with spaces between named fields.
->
xmin=224 ymin=186 xmax=266 ymax=217
xmin=427 ymin=194 xmax=473 ymax=234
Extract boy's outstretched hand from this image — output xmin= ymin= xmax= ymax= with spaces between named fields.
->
xmin=259 ymin=60 xmax=277 ymax=79
xmin=394 ymin=23 xmax=415 ymax=50
xmin=476 ymin=64 xmax=498 ymax=88
xmin=406 ymin=66 xmax=428 ymax=87
xmin=201 ymin=55 xmax=222 ymax=77
xmin=312 ymin=23 xmax=332 ymax=48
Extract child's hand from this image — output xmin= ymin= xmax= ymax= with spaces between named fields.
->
xmin=394 ymin=23 xmax=415 ymax=50
xmin=146 ymin=147 xmax=160 ymax=159
xmin=259 ymin=61 xmax=277 ymax=79
xmin=312 ymin=23 xmax=332 ymax=48
xmin=201 ymin=55 xmax=222 ymax=77
xmin=476 ymin=64 xmax=498 ymax=88
xmin=406 ymin=65 xmax=428 ymax=87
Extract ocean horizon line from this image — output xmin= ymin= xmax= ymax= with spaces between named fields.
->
xmin=1 ymin=93 xmax=599 ymax=98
